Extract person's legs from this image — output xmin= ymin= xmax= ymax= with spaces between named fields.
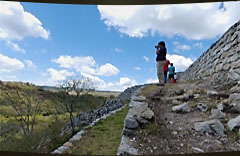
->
xmin=164 ymin=71 xmax=167 ymax=84
xmin=157 ymin=61 xmax=165 ymax=84
xmin=169 ymin=74 xmax=174 ymax=83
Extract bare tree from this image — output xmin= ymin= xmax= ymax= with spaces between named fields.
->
xmin=58 ymin=77 xmax=94 ymax=135
xmin=6 ymin=90 xmax=41 ymax=138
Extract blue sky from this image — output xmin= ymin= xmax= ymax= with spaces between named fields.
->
xmin=0 ymin=1 xmax=240 ymax=91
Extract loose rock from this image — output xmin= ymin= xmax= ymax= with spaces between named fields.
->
xmin=197 ymin=103 xmax=209 ymax=112
xmin=210 ymin=109 xmax=226 ymax=119
xmin=227 ymin=115 xmax=240 ymax=131
xmin=172 ymin=102 xmax=190 ymax=113
xmin=194 ymin=119 xmax=225 ymax=136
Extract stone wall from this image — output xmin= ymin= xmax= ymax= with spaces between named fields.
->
xmin=180 ymin=20 xmax=240 ymax=85
xmin=61 ymin=85 xmax=143 ymax=134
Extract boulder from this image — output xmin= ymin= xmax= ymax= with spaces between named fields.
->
xmin=197 ymin=103 xmax=209 ymax=112
xmin=194 ymin=119 xmax=225 ymax=136
xmin=172 ymin=102 xmax=190 ymax=113
xmin=128 ymin=105 xmax=154 ymax=120
xmin=210 ymin=109 xmax=226 ymax=119
xmin=227 ymin=115 xmax=240 ymax=131
xmin=228 ymin=93 xmax=240 ymax=113
xmin=117 ymin=135 xmax=138 ymax=155
xmin=124 ymin=116 xmax=139 ymax=129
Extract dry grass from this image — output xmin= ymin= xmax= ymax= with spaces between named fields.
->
xmin=138 ymin=84 xmax=158 ymax=96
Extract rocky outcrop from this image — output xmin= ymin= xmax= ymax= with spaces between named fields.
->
xmin=180 ymin=20 xmax=240 ymax=85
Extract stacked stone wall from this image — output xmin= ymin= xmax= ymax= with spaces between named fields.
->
xmin=180 ymin=20 xmax=240 ymax=85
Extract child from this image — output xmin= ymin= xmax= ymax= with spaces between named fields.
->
xmin=163 ymin=59 xmax=170 ymax=84
xmin=168 ymin=63 xmax=175 ymax=83
xmin=173 ymin=73 xmax=177 ymax=83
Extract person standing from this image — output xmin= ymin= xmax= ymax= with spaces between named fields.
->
xmin=163 ymin=59 xmax=170 ymax=84
xmin=155 ymin=41 xmax=167 ymax=85
xmin=168 ymin=63 xmax=175 ymax=83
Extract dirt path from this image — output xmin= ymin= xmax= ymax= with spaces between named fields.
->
xmin=132 ymin=82 xmax=240 ymax=154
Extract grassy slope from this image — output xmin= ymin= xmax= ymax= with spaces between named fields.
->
xmin=0 ymin=81 xmax=110 ymax=152
xmin=69 ymin=105 xmax=129 ymax=155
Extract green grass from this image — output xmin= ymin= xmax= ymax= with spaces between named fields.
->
xmin=69 ymin=105 xmax=129 ymax=155
xmin=0 ymin=81 xmax=109 ymax=152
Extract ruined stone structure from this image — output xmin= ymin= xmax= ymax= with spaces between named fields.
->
xmin=180 ymin=20 xmax=240 ymax=85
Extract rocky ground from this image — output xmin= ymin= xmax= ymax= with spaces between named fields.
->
xmin=130 ymin=81 xmax=240 ymax=154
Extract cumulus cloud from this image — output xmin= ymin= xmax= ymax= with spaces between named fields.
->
xmin=24 ymin=59 xmax=36 ymax=68
xmin=96 ymin=63 xmax=119 ymax=76
xmin=0 ymin=1 xmax=50 ymax=40
xmin=47 ymin=68 xmax=75 ymax=83
xmin=81 ymin=73 xmax=137 ymax=91
xmin=118 ymin=77 xmax=137 ymax=87
xmin=6 ymin=41 xmax=26 ymax=53
xmin=173 ymin=41 xmax=191 ymax=52
xmin=143 ymin=56 xmax=149 ymax=62
xmin=98 ymin=2 xmax=240 ymax=40
xmin=166 ymin=54 xmax=194 ymax=72
xmin=0 ymin=53 xmax=24 ymax=73
xmin=52 ymin=55 xmax=119 ymax=77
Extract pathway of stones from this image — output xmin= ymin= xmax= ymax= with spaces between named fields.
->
xmin=126 ymin=82 xmax=240 ymax=154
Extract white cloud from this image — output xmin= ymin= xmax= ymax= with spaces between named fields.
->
xmin=24 ymin=59 xmax=36 ymax=68
xmin=96 ymin=63 xmax=119 ymax=76
xmin=0 ymin=1 xmax=50 ymax=40
xmin=145 ymin=78 xmax=158 ymax=84
xmin=0 ymin=53 xmax=24 ymax=73
xmin=134 ymin=67 xmax=141 ymax=70
xmin=173 ymin=41 xmax=191 ymax=52
xmin=52 ymin=55 xmax=119 ymax=77
xmin=98 ymin=2 xmax=240 ymax=40
xmin=118 ymin=77 xmax=137 ymax=87
xmin=6 ymin=41 xmax=26 ymax=53
xmin=143 ymin=56 xmax=149 ymax=62
xmin=47 ymin=68 xmax=75 ymax=84
xmin=166 ymin=54 xmax=194 ymax=72
xmin=81 ymin=73 xmax=137 ymax=91
xmin=52 ymin=55 xmax=97 ymax=74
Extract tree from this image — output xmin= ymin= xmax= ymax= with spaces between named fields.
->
xmin=6 ymin=90 xmax=41 ymax=138
xmin=58 ymin=77 xmax=94 ymax=135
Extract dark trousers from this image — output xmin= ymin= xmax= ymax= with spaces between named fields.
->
xmin=164 ymin=71 xmax=168 ymax=84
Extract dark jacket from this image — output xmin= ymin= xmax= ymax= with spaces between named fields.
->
xmin=156 ymin=47 xmax=167 ymax=62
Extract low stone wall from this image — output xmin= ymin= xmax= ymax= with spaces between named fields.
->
xmin=180 ymin=20 xmax=240 ymax=85
xmin=61 ymin=99 xmax=124 ymax=135
xmin=117 ymin=86 xmax=154 ymax=155
xmin=61 ymin=85 xmax=144 ymax=135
